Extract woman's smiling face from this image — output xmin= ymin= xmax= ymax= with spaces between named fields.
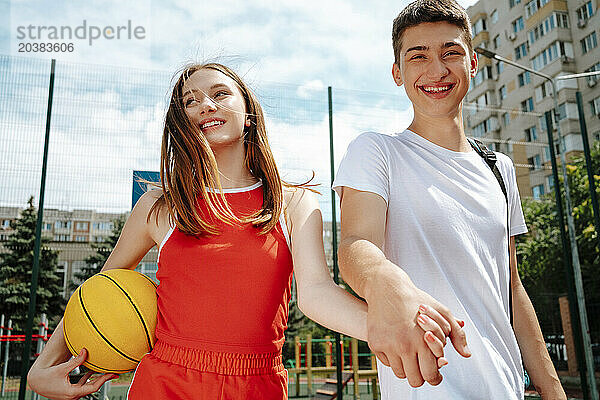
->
xmin=182 ymin=68 xmax=248 ymax=149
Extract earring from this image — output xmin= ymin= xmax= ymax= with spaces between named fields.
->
xmin=245 ymin=119 xmax=251 ymax=127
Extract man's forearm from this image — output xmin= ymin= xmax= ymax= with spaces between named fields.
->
xmin=513 ymin=282 xmax=565 ymax=399
xmin=338 ymin=236 xmax=410 ymax=300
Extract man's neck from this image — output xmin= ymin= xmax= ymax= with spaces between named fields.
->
xmin=407 ymin=109 xmax=471 ymax=153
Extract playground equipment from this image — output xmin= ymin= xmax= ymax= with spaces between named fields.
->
xmin=0 ymin=314 xmax=49 ymax=398
xmin=289 ymin=335 xmax=378 ymax=399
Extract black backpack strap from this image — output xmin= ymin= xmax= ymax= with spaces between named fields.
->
xmin=467 ymin=137 xmax=513 ymax=327
xmin=467 ymin=138 xmax=508 ymax=203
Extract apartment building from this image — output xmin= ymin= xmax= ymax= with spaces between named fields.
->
xmin=0 ymin=206 xmax=158 ymax=298
xmin=465 ymin=0 xmax=600 ymax=198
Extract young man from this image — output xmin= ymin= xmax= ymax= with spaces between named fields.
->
xmin=333 ymin=1 xmax=565 ymax=398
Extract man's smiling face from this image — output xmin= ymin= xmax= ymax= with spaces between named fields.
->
xmin=392 ymin=21 xmax=478 ymax=120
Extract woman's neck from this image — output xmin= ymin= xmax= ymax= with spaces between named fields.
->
xmin=211 ymin=142 xmax=258 ymax=189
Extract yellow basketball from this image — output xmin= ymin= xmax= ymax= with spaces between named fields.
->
xmin=63 ymin=269 xmax=158 ymax=373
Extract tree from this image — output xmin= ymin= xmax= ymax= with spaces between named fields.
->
xmin=0 ymin=197 xmax=64 ymax=329
xmin=563 ymin=140 xmax=600 ymax=301
xmin=517 ymin=140 xmax=600 ymax=338
xmin=72 ymin=215 xmax=125 ymax=286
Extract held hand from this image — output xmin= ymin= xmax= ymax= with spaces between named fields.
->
xmin=417 ymin=307 xmax=469 ymax=369
xmin=367 ymin=279 xmax=470 ymax=387
xmin=416 ymin=304 xmax=470 ymax=358
xmin=28 ymin=348 xmax=117 ymax=400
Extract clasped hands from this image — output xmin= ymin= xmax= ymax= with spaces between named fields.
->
xmin=367 ymin=284 xmax=471 ymax=387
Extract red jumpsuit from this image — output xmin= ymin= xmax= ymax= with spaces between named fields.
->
xmin=128 ymin=182 xmax=293 ymax=399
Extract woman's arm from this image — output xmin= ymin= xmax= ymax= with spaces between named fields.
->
xmin=287 ymin=188 xmax=448 ymax=368
xmin=27 ymin=190 xmax=166 ymax=400
xmin=286 ymin=187 xmax=369 ymax=341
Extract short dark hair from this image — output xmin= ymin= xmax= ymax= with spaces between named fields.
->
xmin=392 ymin=0 xmax=473 ymax=64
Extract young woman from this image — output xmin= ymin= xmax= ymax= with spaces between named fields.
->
xmin=27 ymin=63 xmax=447 ymax=399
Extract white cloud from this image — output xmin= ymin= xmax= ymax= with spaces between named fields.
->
xmin=297 ymin=80 xmax=324 ymax=99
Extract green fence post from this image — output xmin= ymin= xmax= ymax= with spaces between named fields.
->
xmin=18 ymin=58 xmax=56 ymax=400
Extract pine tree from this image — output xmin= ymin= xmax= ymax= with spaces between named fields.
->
xmin=72 ymin=215 xmax=125 ymax=286
xmin=0 ymin=197 xmax=64 ymax=329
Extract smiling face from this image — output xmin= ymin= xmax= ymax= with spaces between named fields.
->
xmin=392 ymin=21 xmax=477 ymax=121
xmin=181 ymin=68 xmax=248 ymax=149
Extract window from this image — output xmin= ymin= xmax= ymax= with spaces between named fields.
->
xmin=544 ymin=146 xmax=552 ymax=162
xmin=512 ymin=17 xmax=525 ymax=33
xmin=491 ymin=10 xmax=499 ymax=24
xmin=556 ymin=12 xmax=569 ymax=28
xmin=472 ymin=18 xmax=487 ymax=36
xmin=535 ymin=81 xmax=552 ymax=101
xmin=472 ymin=117 xmax=498 ymax=137
xmin=581 ymin=32 xmax=598 ymax=54
xmin=43 ymin=223 xmax=52 ymax=230
xmin=93 ymin=222 xmax=114 ymax=231
xmin=503 ymin=112 xmax=510 ymax=126
xmin=521 ymin=97 xmax=534 ymax=112
xmin=586 ymin=62 xmax=600 ymax=86
xmin=75 ymin=222 xmax=89 ymax=231
xmin=56 ymin=262 xmax=67 ymax=297
xmin=554 ymin=102 xmax=576 ymax=120
xmin=509 ymin=0 xmax=522 ymax=8
xmin=525 ymin=126 xmax=538 ymax=141
xmin=493 ymin=35 xmax=501 ymax=49
xmin=53 ymin=234 xmax=70 ymax=241
xmin=75 ymin=235 xmax=87 ymax=242
xmin=556 ymin=103 xmax=565 ymax=120
xmin=474 ymin=92 xmax=490 ymax=111
xmin=1 ymin=220 xmax=10 ymax=229
xmin=472 ymin=65 xmax=493 ymax=86
xmin=515 ymin=42 xmax=529 ymax=60
xmin=528 ymin=12 xmax=569 ymax=44
xmin=577 ymin=1 xmax=594 ymax=21
xmin=547 ymin=175 xmax=554 ymax=189
xmin=525 ymin=0 xmax=537 ymax=18
xmin=532 ymin=184 xmax=545 ymax=199
xmin=499 ymin=85 xmax=507 ymax=100
xmin=525 ymin=0 xmax=550 ymax=18
xmin=532 ymin=41 xmax=574 ymax=70
xmin=518 ymin=71 xmax=531 ymax=86
xmin=539 ymin=115 xmax=548 ymax=131
xmin=591 ymin=96 xmax=600 ymax=116
xmin=533 ymin=154 xmax=542 ymax=170
xmin=54 ymin=221 xmax=71 ymax=229
xmin=496 ymin=61 xmax=504 ymax=75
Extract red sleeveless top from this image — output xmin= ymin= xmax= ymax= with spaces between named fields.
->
xmin=154 ymin=182 xmax=294 ymax=357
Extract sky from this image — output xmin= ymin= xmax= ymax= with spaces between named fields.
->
xmin=0 ymin=0 xmax=479 ymax=216
xmin=2 ymin=0 xmax=477 ymax=91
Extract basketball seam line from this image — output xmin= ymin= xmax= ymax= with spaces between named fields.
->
xmin=98 ymin=273 xmax=153 ymax=351
xmin=65 ymin=330 xmax=132 ymax=373
xmin=138 ymin=272 xmax=158 ymax=289
xmin=78 ymin=288 xmax=140 ymax=364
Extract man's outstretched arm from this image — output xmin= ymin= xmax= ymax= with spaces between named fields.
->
xmin=338 ymin=186 xmax=471 ymax=388
xmin=510 ymin=237 xmax=565 ymax=399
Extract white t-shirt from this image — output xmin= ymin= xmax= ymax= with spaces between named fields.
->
xmin=333 ymin=130 xmax=528 ymax=400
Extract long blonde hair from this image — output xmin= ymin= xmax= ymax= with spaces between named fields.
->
xmin=148 ymin=63 xmax=285 ymax=236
